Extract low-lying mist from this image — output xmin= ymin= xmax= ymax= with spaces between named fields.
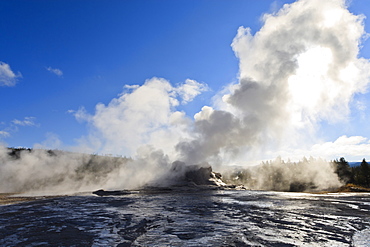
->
xmin=0 ymin=148 xmax=342 ymax=194
xmin=1 ymin=147 xmax=179 ymax=194
xmin=222 ymin=157 xmax=342 ymax=192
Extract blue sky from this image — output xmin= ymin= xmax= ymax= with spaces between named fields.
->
xmin=1 ymin=0 xmax=370 ymax=162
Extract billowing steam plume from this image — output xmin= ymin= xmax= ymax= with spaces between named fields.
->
xmin=223 ymin=157 xmax=342 ymax=191
xmin=1 ymin=0 xmax=370 ymax=194
xmin=183 ymin=0 xmax=370 ymax=164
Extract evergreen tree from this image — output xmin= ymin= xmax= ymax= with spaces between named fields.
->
xmin=334 ymin=157 xmax=352 ymax=183
xmin=359 ymin=158 xmax=370 ymax=187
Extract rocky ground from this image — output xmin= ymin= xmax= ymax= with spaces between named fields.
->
xmin=0 ymin=194 xmax=42 ymax=205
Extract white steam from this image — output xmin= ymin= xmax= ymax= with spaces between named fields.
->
xmin=176 ymin=0 xmax=370 ymax=165
xmin=228 ymin=0 xmax=370 ymax=156
xmin=0 ymin=147 xmax=171 ymax=194
xmin=223 ymin=157 xmax=342 ymax=192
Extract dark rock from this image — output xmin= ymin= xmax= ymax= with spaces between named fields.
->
xmin=92 ymin=189 xmax=131 ymax=196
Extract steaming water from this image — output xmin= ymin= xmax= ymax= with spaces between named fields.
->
xmin=1 ymin=190 xmax=369 ymax=246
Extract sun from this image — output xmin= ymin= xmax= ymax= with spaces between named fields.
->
xmin=288 ymin=46 xmax=333 ymax=114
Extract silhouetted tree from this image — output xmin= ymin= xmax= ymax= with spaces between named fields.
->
xmin=352 ymin=158 xmax=370 ymax=187
xmin=360 ymin=159 xmax=370 ymax=187
xmin=334 ymin=157 xmax=352 ymax=183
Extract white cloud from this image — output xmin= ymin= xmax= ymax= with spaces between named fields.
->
xmin=272 ymin=135 xmax=370 ymax=162
xmin=310 ymin=135 xmax=370 ymax=160
xmin=74 ymin=77 xmax=199 ymax=157
xmin=0 ymin=117 xmax=37 ymax=140
xmin=71 ymin=107 xmax=91 ymax=123
xmin=12 ymin=117 xmax=37 ymax=127
xmin=124 ymin=84 xmax=140 ymax=89
xmin=46 ymin=67 xmax=63 ymax=77
xmin=176 ymin=79 xmax=208 ymax=104
xmin=0 ymin=131 xmax=10 ymax=138
xmin=0 ymin=61 xmax=21 ymax=87
xmin=355 ymin=100 xmax=367 ymax=111
xmin=33 ymin=132 xmax=62 ymax=150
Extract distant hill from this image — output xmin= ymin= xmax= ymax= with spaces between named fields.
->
xmin=349 ymin=162 xmax=362 ymax=167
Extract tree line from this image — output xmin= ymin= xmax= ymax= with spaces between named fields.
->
xmin=333 ymin=157 xmax=370 ymax=188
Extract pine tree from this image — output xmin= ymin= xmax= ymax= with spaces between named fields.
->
xmin=334 ymin=157 xmax=352 ymax=183
xmin=359 ymin=158 xmax=370 ymax=187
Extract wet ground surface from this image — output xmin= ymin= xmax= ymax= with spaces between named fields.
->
xmin=0 ymin=190 xmax=370 ymax=246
